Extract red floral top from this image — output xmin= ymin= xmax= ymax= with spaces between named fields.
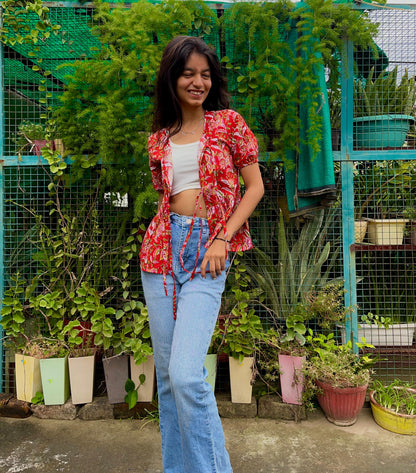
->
xmin=139 ymin=109 xmax=258 ymax=276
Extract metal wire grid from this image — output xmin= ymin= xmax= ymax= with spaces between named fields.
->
xmin=2 ymin=4 xmax=416 ymax=392
xmin=3 ymin=7 xmax=99 ymax=156
xmin=353 ymin=8 xmax=416 ymax=151
xmin=352 ymin=159 xmax=416 ymax=383
xmin=1 ymin=165 xmax=140 ymax=393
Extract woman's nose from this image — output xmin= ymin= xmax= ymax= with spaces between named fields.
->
xmin=192 ymin=74 xmax=203 ymax=87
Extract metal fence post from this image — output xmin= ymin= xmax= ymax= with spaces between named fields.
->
xmin=340 ymin=39 xmax=359 ymax=352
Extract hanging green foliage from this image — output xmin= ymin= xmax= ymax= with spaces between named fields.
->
xmin=53 ymin=0 xmax=217 ymax=217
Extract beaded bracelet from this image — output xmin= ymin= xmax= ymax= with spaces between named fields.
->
xmin=215 ymin=237 xmax=229 ymax=243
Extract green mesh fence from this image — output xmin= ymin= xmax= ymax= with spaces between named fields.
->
xmin=2 ymin=3 xmax=416 ymax=396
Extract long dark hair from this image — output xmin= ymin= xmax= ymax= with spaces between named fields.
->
xmin=152 ymin=36 xmax=229 ymax=134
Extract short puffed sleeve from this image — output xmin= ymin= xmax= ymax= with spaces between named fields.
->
xmin=148 ymin=132 xmax=164 ymax=192
xmin=228 ymin=111 xmax=259 ymax=169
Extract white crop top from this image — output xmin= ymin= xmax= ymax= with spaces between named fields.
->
xmin=170 ymin=140 xmax=201 ymax=196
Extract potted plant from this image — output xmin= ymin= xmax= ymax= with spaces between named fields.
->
xmin=276 ymin=282 xmax=348 ymax=406
xmin=34 ymin=338 xmax=70 ymax=406
xmin=215 ymin=258 xmax=266 ymax=404
xmin=369 ymin=379 xmax=416 ymax=435
xmin=0 ymin=273 xmax=67 ymax=403
xmin=304 ymin=334 xmax=376 ymax=426
xmin=221 ymin=309 xmax=264 ymax=404
xmin=346 ymin=312 xmax=416 ymax=348
xmin=245 ymin=209 xmax=341 ymax=323
xmin=13 ymin=339 xmax=44 ymax=404
xmin=353 ymin=67 xmax=416 ymax=149
xmin=354 ymin=160 xmax=411 ymax=244
xmin=15 ymin=120 xmax=55 ymax=157
xmin=278 ymin=304 xmax=312 ymax=406
xmin=120 ymin=299 xmax=155 ymax=405
xmin=63 ymin=312 xmax=97 ymax=405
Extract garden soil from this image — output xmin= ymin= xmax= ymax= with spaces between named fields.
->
xmin=1 ymin=407 xmax=415 ymax=473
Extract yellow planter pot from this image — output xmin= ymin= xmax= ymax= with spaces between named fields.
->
xmin=366 ymin=218 xmax=409 ymax=245
xmin=229 ymin=356 xmax=254 ymax=404
xmin=370 ymin=389 xmax=416 ymax=435
xmin=15 ymin=354 xmax=42 ymax=403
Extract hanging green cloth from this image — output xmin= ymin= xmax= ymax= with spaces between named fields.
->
xmin=284 ymin=20 xmax=337 ymax=216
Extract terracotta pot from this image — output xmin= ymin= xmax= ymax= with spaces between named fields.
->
xmin=315 ymin=379 xmax=368 ymax=426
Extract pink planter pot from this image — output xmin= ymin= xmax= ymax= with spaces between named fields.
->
xmin=31 ymin=140 xmax=55 ymax=156
xmin=278 ymin=354 xmax=305 ymax=405
xmin=315 ymin=379 xmax=368 ymax=426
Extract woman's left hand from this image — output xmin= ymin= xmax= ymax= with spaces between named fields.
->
xmin=200 ymin=239 xmax=227 ymax=279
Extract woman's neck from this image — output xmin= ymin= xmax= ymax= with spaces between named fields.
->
xmin=181 ymin=107 xmax=205 ymax=127
xmin=170 ymin=108 xmax=205 ymax=145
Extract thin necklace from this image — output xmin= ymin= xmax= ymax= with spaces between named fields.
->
xmin=180 ymin=117 xmax=204 ymax=135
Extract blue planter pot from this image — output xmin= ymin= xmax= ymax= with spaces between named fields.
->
xmin=353 ymin=114 xmax=415 ymax=149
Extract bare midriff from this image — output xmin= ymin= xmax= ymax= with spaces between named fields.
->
xmin=169 ymin=189 xmax=207 ymax=218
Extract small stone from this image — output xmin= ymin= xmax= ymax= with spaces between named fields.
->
xmin=258 ymin=395 xmax=306 ymax=421
xmin=216 ymin=392 xmax=257 ymax=418
xmin=31 ymin=398 xmax=79 ymax=420
xmin=78 ymin=396 xmax=114 ymax=420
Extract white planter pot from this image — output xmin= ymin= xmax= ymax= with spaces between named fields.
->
xmin=341 ymin=323 xmax=416 ymax=347
xmin=129 ymin=355 xmax=155 ymax=403
xmin=366 ymin=218 xmax=408 ymax=245
xmin=68 ymin=354 xmax=95 ymax=404
xmin=229 ymin=356 xmax=253 ymax=404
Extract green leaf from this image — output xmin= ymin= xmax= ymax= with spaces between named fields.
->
xmin=125 ymin=378 xmax=135 ymax=392
xmin=124 ymin=390 xmax=138 ymax=410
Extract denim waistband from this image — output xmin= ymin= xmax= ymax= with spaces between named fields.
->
xmin=170 ymin=212 xmax=208 ymax=229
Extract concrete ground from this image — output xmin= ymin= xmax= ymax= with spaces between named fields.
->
xmin=1 ymin=407 xmax=415 ymax=473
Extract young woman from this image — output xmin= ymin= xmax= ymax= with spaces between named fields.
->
xmin=140 ymin=36 xmax=264 ymax=473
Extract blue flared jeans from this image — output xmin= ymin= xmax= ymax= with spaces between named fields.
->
xmin=141 ymin=213 xmax=233 ymax=473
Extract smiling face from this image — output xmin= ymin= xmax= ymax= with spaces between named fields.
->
xmin=176 ymin=52 xmax=212 ymax=112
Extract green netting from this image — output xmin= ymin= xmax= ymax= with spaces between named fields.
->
xmin=3 ymin=7 xmax=100 ymax=122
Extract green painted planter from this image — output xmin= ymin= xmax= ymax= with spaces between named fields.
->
xmin=204 ymin=354 xmax=218 ymax=392
xmin=353 ymin=114 xmax=415 ymax=149
xmin=40 ymin=355 xmax=70 ymax=406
